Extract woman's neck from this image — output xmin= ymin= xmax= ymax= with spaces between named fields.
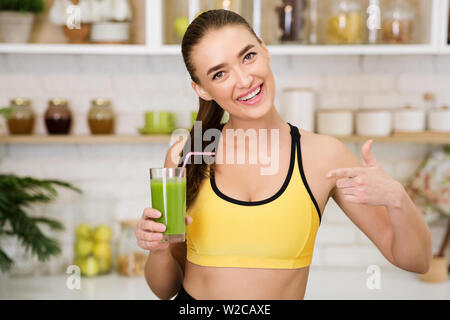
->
xmin=223 ymin=107 xmax=287 ymax=132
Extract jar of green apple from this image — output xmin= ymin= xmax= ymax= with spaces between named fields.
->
xmin=73 ymin=202 xmax=115 ymax=277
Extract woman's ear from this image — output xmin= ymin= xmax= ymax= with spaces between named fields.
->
xmin=191 ymin=81 xmax=213 ymax=101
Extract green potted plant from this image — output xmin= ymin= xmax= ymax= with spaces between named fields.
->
xmin=0 ymin=0 xmax=45 ymax=43
xmin=0 ymin=174 xmax=83 ymax=273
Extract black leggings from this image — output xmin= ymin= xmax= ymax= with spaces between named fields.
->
xmin=174 ymin=284 xmax=196 ymax=300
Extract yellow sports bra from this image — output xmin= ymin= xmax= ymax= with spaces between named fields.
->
xmin=185 ymin=123 xmax=321 ymax=269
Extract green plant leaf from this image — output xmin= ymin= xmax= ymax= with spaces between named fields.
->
xmin=0 ymin=248 xmax=13 ymax=273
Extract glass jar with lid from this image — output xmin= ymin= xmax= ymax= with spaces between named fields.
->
xmin=6 ymin=98 xmax=35 ymax=135
xmin=382 ymin=0 xmax=416 ymax=44
xmin=275 ymin=0 xmax=308 ymax=44
xmin=87 ymin=98 xmax=115 ymax=135
xmin=327 ymin=0 xmax=363 ymax=44
xmin=44 ymin=99 xmax=72 ymax=135
xmin=116 ymin=220 xmax=147 ymax=277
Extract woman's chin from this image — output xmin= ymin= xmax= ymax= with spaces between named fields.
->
xmin=241 ymin=102 xmax=274 ymax=120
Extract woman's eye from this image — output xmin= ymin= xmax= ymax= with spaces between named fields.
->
xmin=244 ymin=52 xmax=256 ymax=61
xmin=213 ymin=71 xmax=224 ymax=80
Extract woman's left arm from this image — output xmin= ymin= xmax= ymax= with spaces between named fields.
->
xmin=326 ymin=139 xmax=432 ymax=274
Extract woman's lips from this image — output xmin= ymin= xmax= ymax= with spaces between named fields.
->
xmin=236 ymin=83 xmax=264 ymax=106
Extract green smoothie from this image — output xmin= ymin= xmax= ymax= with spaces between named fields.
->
xmin=151 ymin=177 xmax=186 ymax=240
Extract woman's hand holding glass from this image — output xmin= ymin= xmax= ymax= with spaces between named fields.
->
xmin=136 ymin=208 xmax=193 ymax=252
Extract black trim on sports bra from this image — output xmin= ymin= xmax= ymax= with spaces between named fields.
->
xmin=294 ymin=128 xmax=322 ymax=223
xmin=209 ymin=123 xmax=296 ymax=206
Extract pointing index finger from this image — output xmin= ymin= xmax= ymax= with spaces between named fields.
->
xmin=326 ymin=167 xmax=362 ymax=179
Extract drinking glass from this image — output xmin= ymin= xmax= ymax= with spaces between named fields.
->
xmin=149 ymin=168 xmax=186 ymax=243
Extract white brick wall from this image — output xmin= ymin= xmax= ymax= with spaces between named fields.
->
xmin=1 ymin=53 xmax=449 ymax=274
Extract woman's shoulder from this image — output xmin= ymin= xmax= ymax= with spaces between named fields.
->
xmin=298 ymin=128 xmax=342 ymax=146
xmin=298 ymin=128 xmax=349 ymax=162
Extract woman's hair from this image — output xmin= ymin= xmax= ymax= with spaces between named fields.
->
xmin=180 ymin=9 xmax=262 ymax=209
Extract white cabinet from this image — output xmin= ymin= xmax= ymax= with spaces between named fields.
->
xmin=0 ymin=0 xmax=449 ymax=55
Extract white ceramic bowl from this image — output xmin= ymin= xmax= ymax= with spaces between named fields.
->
xmin=428 ymin=106 xmax=450 ymax=132
xmin=393 ymin=106 xmax=426 ymax=132
xmin=356 ymin=109 xmax=392 ymax=136
xmin=316 ymin=109 xmax=354 ymax=136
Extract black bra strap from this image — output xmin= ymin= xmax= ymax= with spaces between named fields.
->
xmin=288 ymin=122 xmax=300 ymax=139
xmin=290 ymin=123 xmax=322 ymax=223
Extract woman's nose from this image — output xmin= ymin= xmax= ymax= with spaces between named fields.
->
xmin=235 ymin=68 xmax=253 ymax=88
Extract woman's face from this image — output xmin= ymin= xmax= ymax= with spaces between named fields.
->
xmin=190 ymin=25 xmax=275 ymax=120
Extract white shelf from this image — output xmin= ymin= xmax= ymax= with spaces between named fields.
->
xmin=150 ymin=44 xmax=441 ymax=56
xmin=0 ymin=134 xmax=174 ymax=144
xmin=0 ymin=43 xmax=440 ymax=56
xmin=440 ymin=45 xmax=450 ymax=54
xmin=0 ymin=0 xmax=448 ymax=56
xmin=1 ymin=132 xmax=449 ymax=144
xmin=0 ymin=43 xmax=150 ymax=55
xmin=267 ymin=44 xmax=438 ymax=55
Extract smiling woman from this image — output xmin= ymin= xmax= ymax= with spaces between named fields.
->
xmin=137 ymin=9 xmax=433 ymax=301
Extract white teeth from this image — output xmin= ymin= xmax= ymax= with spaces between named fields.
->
xmin=238 ymin=85 xmax=261 ymax=101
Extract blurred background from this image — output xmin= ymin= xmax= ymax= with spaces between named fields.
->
xmin=0 ymin=0 xmax=449 ymax=300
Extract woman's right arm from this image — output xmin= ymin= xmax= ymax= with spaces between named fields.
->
xmin=139 ymin=139 xmax=188 ymax=300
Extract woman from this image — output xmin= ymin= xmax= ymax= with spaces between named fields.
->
xmin=136 ymin=9 xmax=432 ymax=300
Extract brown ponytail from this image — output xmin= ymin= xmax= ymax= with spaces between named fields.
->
xmin=179 ymin=9 xmax=262 ymax=209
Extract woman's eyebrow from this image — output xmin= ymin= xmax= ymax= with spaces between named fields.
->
xmin=206 ymin=44 xmax=255 ymax=76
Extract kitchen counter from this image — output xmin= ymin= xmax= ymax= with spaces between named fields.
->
xmin=1 ymin=268 xmax=449 ymax=300
xmin=0 ymin=274 xmax=157 ymax=300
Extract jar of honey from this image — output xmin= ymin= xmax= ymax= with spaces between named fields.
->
xmin=45 ymin=99 xmax=72 ymax=135
xmin=382 ymin=0 xmax=416 ymax=44
xmin=7 ymin=98 xmax=35 ymax=135
xmin=87 ymin=98 xmax=115 ymax=135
